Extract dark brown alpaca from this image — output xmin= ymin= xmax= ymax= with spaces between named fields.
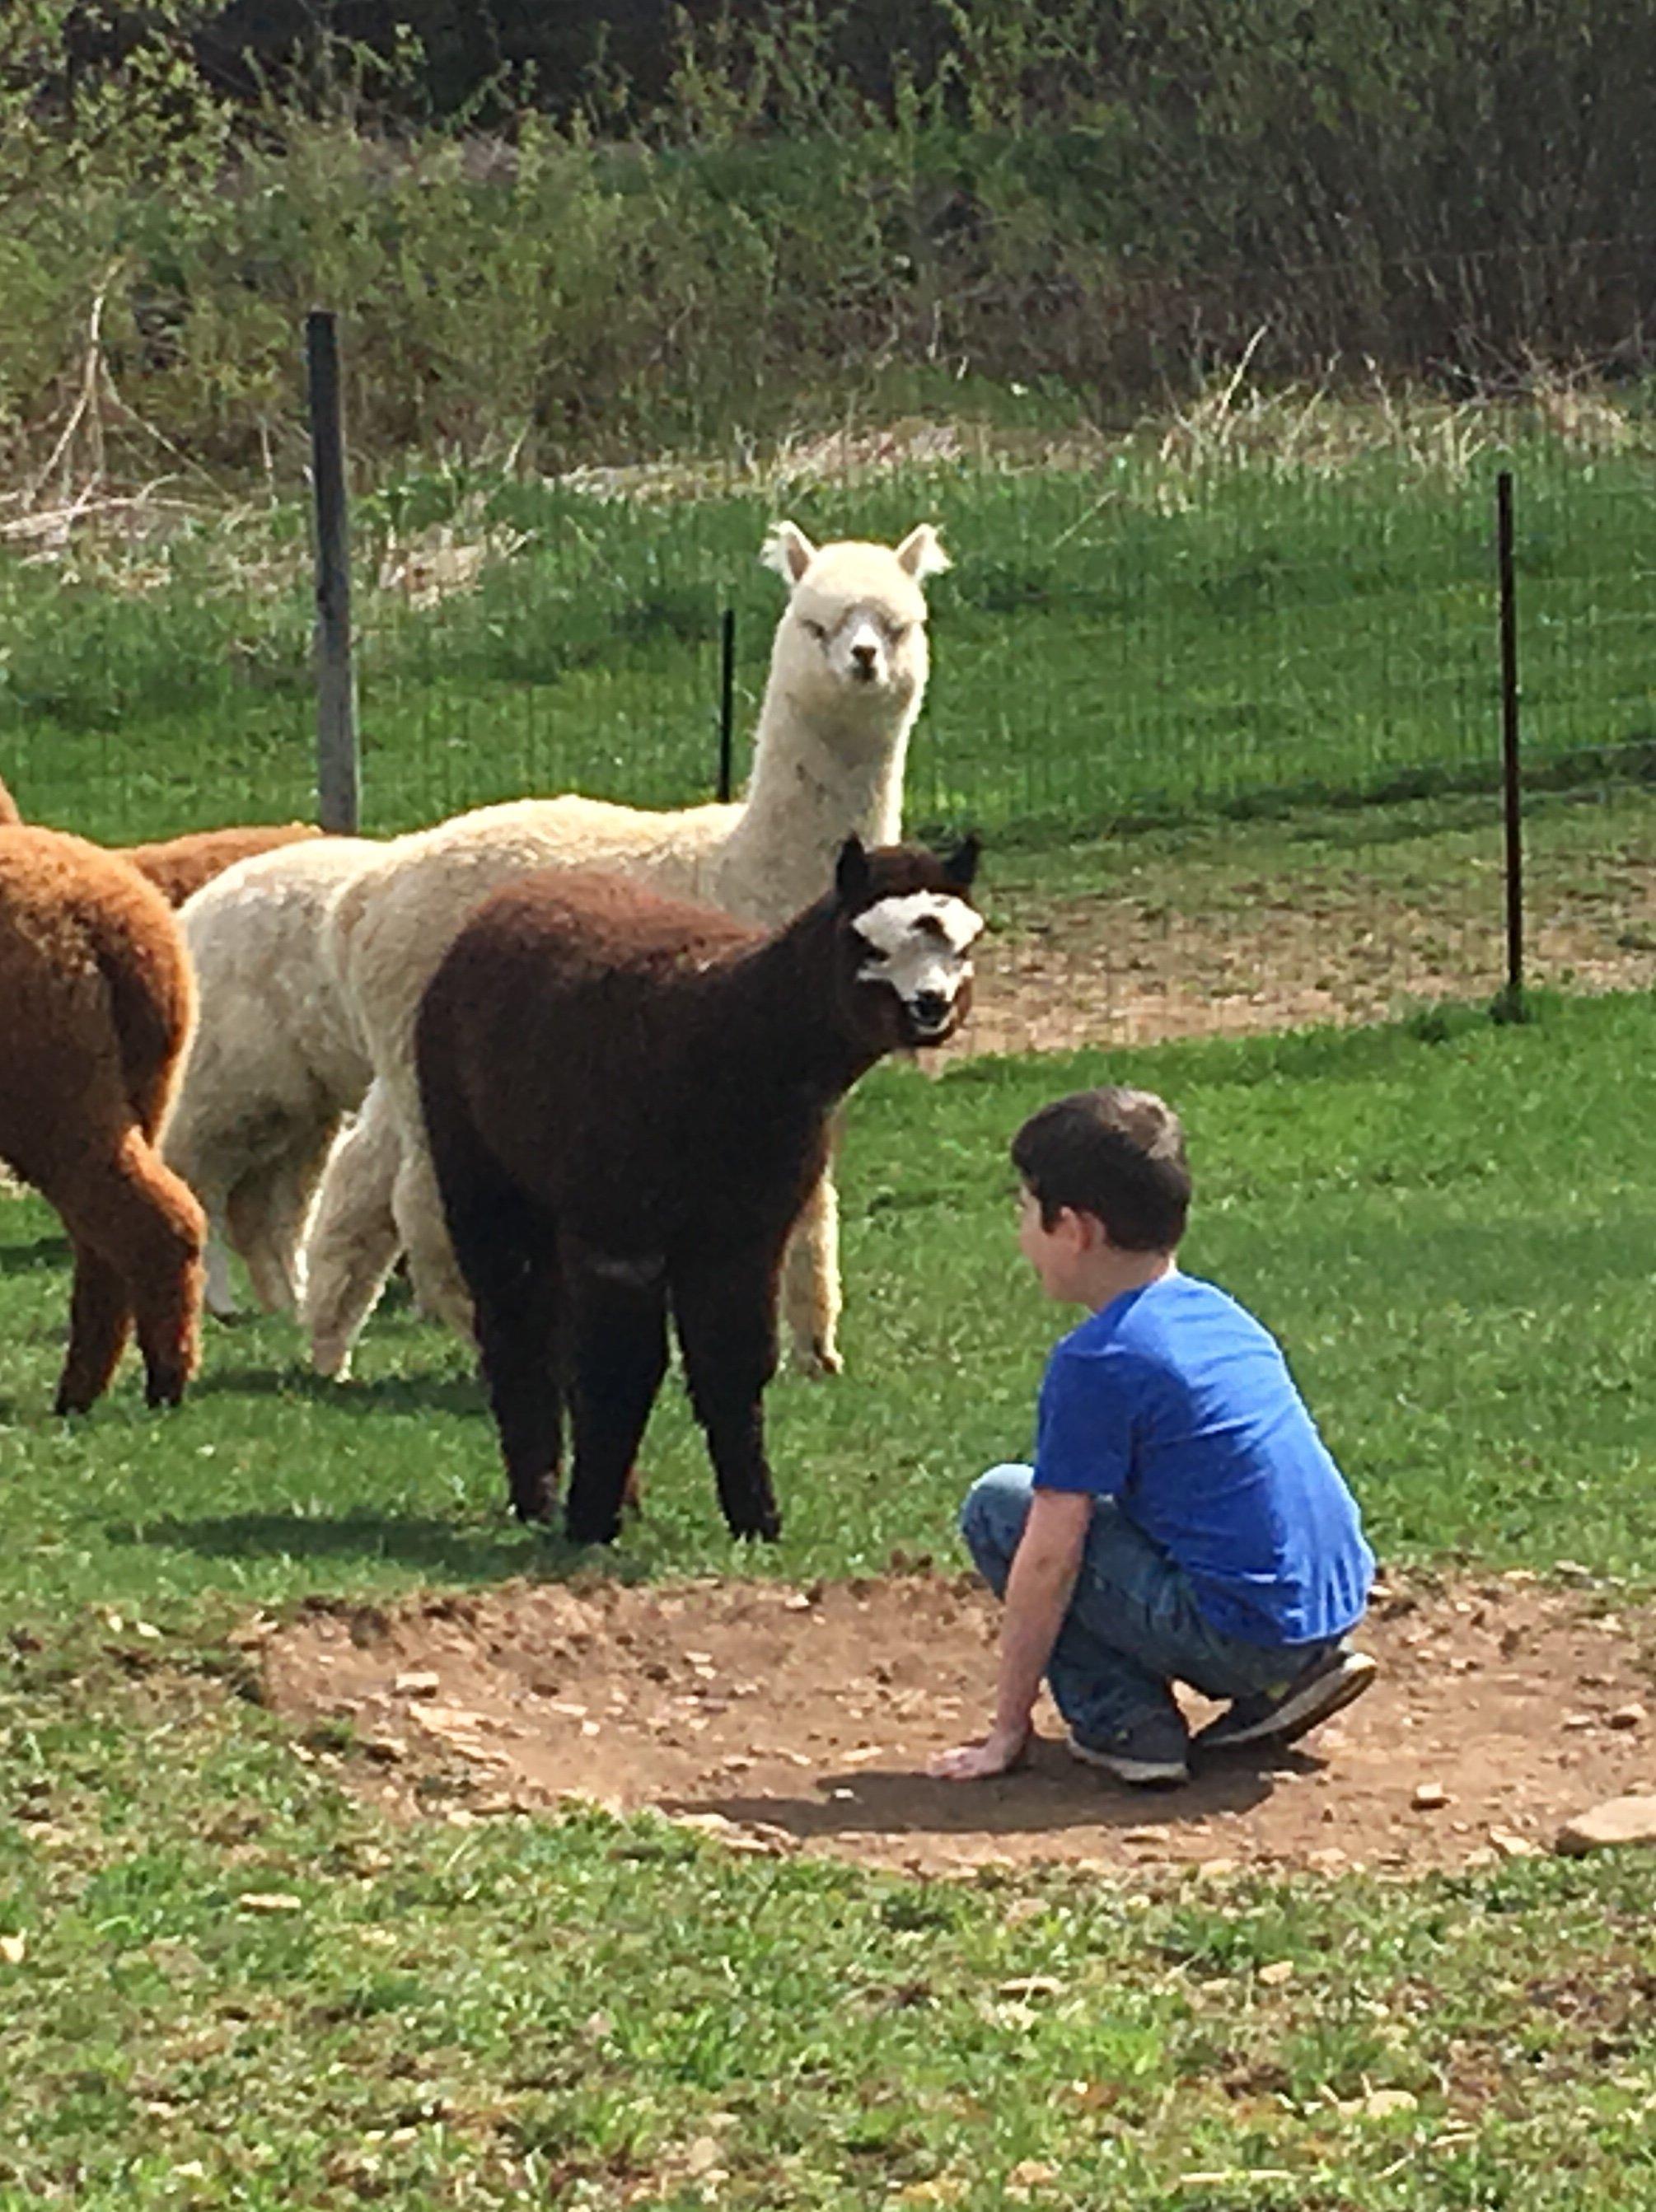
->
xmin=416 ymin=836 xmax=983 ymax=1544
xmin=116 ymin=822 xmax=323 ymax=908
xmin=0 ymin=827 xmax=206 ymax=1411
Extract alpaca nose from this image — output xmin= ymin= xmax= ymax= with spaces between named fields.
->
xmin=910 ymin=989 xmax=950 ymax=1031
xmin=850 ymin=641 xmax=878 ymax=680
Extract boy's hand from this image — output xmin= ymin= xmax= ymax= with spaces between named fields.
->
xmin=929 ymin=1724 xmax=1031 ymax=1781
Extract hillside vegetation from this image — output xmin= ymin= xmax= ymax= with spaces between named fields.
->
xmin=2 ymin=0 xmax=1654 ymax=484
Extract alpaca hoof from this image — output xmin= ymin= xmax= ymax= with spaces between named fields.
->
xmin=564 ymin=1512 xmax=620 ymax=1547
xmin=791 ymin=1339 xmax=844 ymax=1380
xmin=144 ymin=1373 xmax=188 ymax=1410
xmin=729 ymin=1510 xmax=783 ymax=1543
xmin=511 ymin=1476 xmax=558 ymax=1525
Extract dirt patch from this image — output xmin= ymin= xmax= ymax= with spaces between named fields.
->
xmin=945 ymin=846 xmax=1656 ymax=1056
xmin=263 ymin=1571 xmax=1656 ymax=1878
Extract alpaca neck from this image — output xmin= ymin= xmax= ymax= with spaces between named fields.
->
xmin=715 ymin=670 xmax=918 ymax=915
xmin=707 ymin=901 xmax=878 ymax=1106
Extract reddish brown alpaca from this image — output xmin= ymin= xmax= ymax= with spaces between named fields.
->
xmin=115 ymin=823 xmax=323 ymax=908
xmin=0 ymin=774 xmax=316 ymax=902
xmin=0 ymin=827 xmax=207 ymax=1411
xmin=416 ymin=837 xmax=981 ymax=1544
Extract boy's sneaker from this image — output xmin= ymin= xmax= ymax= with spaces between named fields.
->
xmin=1195 ymin=1643 xmax=1377 ymax=1754
xmin=1068 ymin=1718 xmax=1191 ymax=1789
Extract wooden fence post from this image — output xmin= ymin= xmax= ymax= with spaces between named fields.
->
xmin=306 ymin=309 xmax=360 ymax=833
xmin=717 ymin=606 xmax=737 ymax=802
xmin=1495 ymin=469 xmax=1524 ymax=1013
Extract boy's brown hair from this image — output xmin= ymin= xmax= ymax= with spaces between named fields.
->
xmin=1011 ymin=1086 xmax=1191 ymax=1251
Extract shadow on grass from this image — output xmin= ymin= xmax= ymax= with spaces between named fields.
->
xmin=0 ymin=1232 xmax=69 ymax=1274
xmin=188 ymin=1361 xmax=484 ymax=1418
xmin=114 ymin=1508 xmax=567 ymax=1581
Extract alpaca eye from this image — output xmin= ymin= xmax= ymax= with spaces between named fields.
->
xmin=802 ymin=619 xmax=828 ymax=643
xmin=887 ymin=624 xmax=910 ymax=646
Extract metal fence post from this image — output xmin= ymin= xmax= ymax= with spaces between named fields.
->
xmin=306 ymin=309 xmax=360 ymax=833
xmin=1495 ymin=469 xmax=1524 ymax=1012
xmin=717 ymin=606 xmax=737 ymax=802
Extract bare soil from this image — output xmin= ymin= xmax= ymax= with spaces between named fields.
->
xmin=263 ymin=1570 xmax=1656 ymax=1879
xmin=946 ymin=842 xmax=1656 ymax=1056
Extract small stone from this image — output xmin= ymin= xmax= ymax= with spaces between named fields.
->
xmin=1258 ymin=1959 xmax=1296 ymax=1985
xmin=363 ymin=1733 xmax=407 ymax=1765
xmin=1410 ymin=1780 xmax=1450 ymax=1811
xmin=236 ymin=1892 xmax=303 ymax=1914
xmin=997 ymin=1975 xmax=1063 ymax=1999
xmin=1555 ymin=1794 xmax=1656 ymax=1855
xmin=394 ymin=1671 xmax=441 ymax=1699
xmin=1607 ymin=1703 xmax=1647 ymax=1732
xmin=0 ymin=1933 xmax=25 ymax=1965
xmin=1564 ymin=1713 xmax=1597 ymax=1731
xmin=1489 ymin=1827 xmax=1541 ymax=1859
xmin=1307 ymin=1847 xmax=1348 ymax=1873
xmin=1555 ymin=1560 xmax=1594 ymax=1583
xmin=1361 ymin=2088 xmax=1419 ymax=2120
xmin=1006 ymin=2159 xmax=1058 ymax=2196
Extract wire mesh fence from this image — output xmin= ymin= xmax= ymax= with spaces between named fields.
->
xmin=1 ymin=410 xmax=1651 ymax=1042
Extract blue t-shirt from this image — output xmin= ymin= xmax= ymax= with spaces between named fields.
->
xmin=1032 ymin=1271 xmax=1373 ymax=1648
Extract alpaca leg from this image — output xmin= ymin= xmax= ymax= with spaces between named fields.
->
xmin=671 ymin=1246 xmax=783 ymax=1541
xmin=429 ymin=1129 xmax=565 ymax=1523
xmin=782 ymin=1166 xmax=843 ymax=1378
xmin=257 ymin=1127 xmax=338 ymax=1310
xmin=394 ymin=1140 xmax=475 ymax=1335
xmin=161 ymin=1121 xmax=241 ymax=1319
xmin=54 ymin=1139 xmax=204 ymax=1411
xmin=564 ymin=1255 xmax=670 ymax=1548
xmin=202 ymin=1231 xmax=238 ymax=1321
xmin=475 ymin=1260 xmax=566 ymax=1526
xmin=302 ymin=1085 xmax=403 ymax=1378
xmin=227 ymin=1168 xmax=300 ymax=1315
xmin=126 ymin=1162 xmax=207 ymax=1408
xmin=227 ymin=1128 xmax=334 ymax=1316
xmin=54 ymin=1242 xmax=133 ymax=1415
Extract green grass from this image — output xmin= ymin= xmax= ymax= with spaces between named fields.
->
xmin=2 ymin=432 xmax=1652 ymax=850
xmin=3 ymin=1001 xmax=1656 ymax=2205
xmin=2 ymin=994 xmax=1654 ymax=1620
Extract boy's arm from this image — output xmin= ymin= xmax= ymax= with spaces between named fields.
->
xmin=930 ymin=1487 xmax=1093 ymax=1780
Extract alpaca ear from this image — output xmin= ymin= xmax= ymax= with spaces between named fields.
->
xmin=943 ymin=831 xmax=981 ymax=891
xmin=835 ymin=835 xmax=872 ymax=906
xmin=894 ymin=523 xmax=951 ymax=580
xmin=761 ymin=521 xmax=816 ymax=585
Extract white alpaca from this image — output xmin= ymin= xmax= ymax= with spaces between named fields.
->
xmin=165 ymin=835 xmax=382 ymax=1318
xmin=302 ymin=519 xmax=950 ymax=1381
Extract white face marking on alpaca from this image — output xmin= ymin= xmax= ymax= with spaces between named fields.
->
xmin=851 ymin=893 xmax=984 ymax=1033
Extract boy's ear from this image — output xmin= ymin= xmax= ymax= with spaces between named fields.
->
xmin=1059 ymin=1204 xmax=1107 ymax=1250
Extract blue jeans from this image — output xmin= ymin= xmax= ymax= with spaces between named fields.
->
xmin=960 ymin=1463 xmax=1329 ymax=1749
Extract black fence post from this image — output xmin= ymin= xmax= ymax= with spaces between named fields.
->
xmin=306 ymin=309 xmax=360 ymax=833
xmin=1495 ymin=469 xmax=1524 ymax=1013
xmin=717 ymin=606 xmax=737 ymax=802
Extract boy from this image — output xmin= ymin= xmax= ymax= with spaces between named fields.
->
xmin=931 ymin=1086 xmax=1375 ymax=1788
